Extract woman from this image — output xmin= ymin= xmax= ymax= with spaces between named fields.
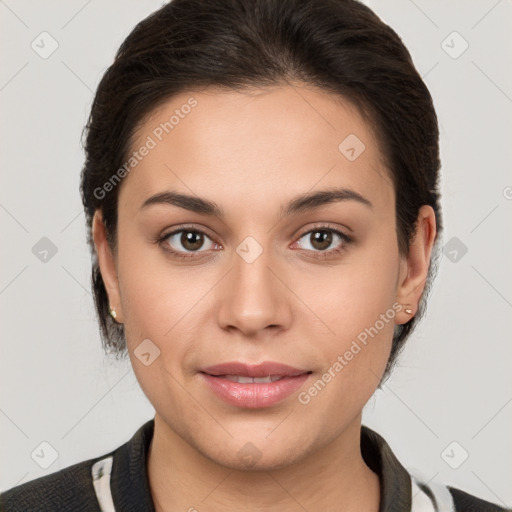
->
xmin=1 ymin=0 xmax=508 ymax=510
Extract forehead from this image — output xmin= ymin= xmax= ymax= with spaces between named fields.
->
xmin=119 ymin=84 xmax=393 ymax=216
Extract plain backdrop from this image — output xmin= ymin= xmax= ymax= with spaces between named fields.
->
xmin=1 ymin=0 xmax=511 ymax=507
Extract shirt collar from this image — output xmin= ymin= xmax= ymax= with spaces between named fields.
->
xmin=361 ymin=425 xmax=412 ymax=512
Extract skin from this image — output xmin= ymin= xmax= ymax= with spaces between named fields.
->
xmin=92 ymin=83 xmax=436 ymax=512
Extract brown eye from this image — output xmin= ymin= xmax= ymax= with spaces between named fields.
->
xmin=180 ymin=231 xmax=205 ymax=251
xmin=309 ymin=230 xmax=333 ymax=251
xmin=162 ymin=229 xmax=217 ymax=255
xmin=294 ymin=226 xmax=352 ymax=257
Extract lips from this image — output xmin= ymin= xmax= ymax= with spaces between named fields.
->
xmin=223 ymin=375 xmax=283 ymax=383
xmin=200 ymin=361 xmax=309 ymax=378
xmin=199 ymin=361 xmax=312 ymax=408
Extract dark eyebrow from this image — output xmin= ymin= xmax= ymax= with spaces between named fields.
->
xmin=141 ymin=191 xmax=223 ymax=217
xmin=283 ymin=187 xmax=373 ymax=216
xmin=140 ymin=187 xmax=373 ymax=218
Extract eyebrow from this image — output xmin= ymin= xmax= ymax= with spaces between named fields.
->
xmin=140 ymin=187 xmax=373 ymax=218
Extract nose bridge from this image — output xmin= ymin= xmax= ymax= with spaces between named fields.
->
xmin=218 ymin=234 xmax=289 ymax=334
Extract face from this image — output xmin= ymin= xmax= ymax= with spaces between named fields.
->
xmin=94 ymin=84 xmax=435 ymax=470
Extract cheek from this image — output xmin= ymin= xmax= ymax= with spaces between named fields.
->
xmin=297 ymin=235 xmax=399 ymax=399
xmin=116 ymin=231 xmax=201 ymax=340
xmin=116 ymin=235 xmax=219 ymax=392
xmin=296 ymin=266 xmax=398 ymax=430
xmin=307 ymin=239 xmax=400 ymax=341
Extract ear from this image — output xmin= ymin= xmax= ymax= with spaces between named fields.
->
xmin=395 ymin=205 xmax=437 ymax=325
xmin=92 ymin=210 xmax=124 ymax=323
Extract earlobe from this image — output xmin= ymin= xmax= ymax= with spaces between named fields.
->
xmin=92 ymin=210 xmax=123 ymax=323
xmin=395 ymin=205 xmax=437 ymax=325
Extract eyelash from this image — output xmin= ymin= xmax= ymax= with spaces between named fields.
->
xmin=156 ymin=224 xmax=353 ymax=261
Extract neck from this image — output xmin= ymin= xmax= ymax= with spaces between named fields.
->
xmin=147 ymin=413 xmax=380 ymax=512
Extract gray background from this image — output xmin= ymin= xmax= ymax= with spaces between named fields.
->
xmin=1 ymin=0 xmax=511 ymax=506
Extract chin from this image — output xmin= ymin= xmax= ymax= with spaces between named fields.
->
xmin=211 ymin=447 xmax=305 ymax=472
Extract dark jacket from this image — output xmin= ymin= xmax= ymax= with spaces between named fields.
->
xmin=1 ymin=420 xmax=508 ymax=511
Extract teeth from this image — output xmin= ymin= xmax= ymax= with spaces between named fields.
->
xmin=253 ymin=376 xmax=272 ymax=383
xmin=237 ymin=375 xmax=254 ymax=383
xmin=222 ymin=375 xmax=283 ymax=383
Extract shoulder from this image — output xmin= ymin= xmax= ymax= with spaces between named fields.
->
xmin=0 ymin=420 xmax=155 ymax=512
xmin=0 ymin=453 xmax=109 ymax=512
xmin=412 ymin=474 xmax=510 ymax=512
xmin=449 ymin=486 xmax=511 ymax=512
xmin=361 ymin=425 xmax=509 ymax=512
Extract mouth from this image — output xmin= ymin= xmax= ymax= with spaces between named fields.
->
xmin=199 ymin=361 xmax=312 ymax=408
xmin=219 ymin=375 xmax=286 ymax=383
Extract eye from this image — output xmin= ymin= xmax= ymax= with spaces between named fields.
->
xmin=159 ymin=228 xmax=220 ymax=258
xmin=293 ymin=226 xmax=352 ymax=258
xmin=157 ymin=224 xmax=352 ymax=260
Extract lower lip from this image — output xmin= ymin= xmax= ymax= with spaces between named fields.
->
xmin=200 ymin=372 xmax=311 ymax=408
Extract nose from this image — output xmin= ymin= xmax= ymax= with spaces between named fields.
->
xmin=216 ymin=240 xmax=292 ymax=338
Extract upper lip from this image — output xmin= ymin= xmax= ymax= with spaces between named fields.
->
xmin=200 ymin=361 xmax=310 ymax=378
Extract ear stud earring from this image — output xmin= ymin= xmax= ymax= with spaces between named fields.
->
xmin=404 ymin=306 xmax=413 ymax=315
xmin=109 ymin=305 xmax=117 ymax=320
